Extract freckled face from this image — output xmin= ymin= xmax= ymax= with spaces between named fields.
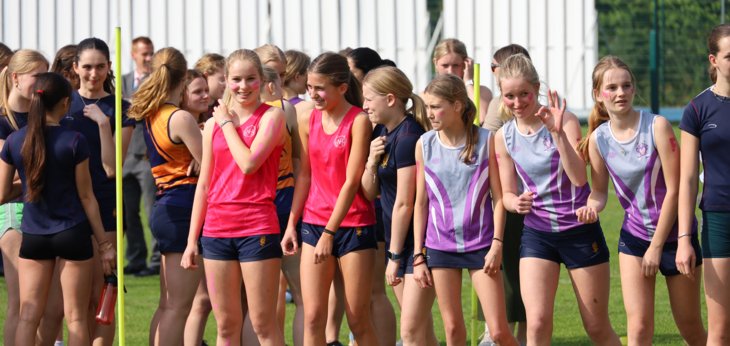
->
xmin=306 ymin=72 xmax=344 ymax=111
xmin=226 ymin=59 xmax=262 ymax=105
xmin=500 ymin=77 xmax=539 ymax=118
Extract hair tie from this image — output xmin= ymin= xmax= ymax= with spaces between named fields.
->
xmin=36 ymin=89 xmax=44 ymax=95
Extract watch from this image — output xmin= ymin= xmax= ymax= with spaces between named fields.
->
xmin=386 ymin=250 xmax=403 ymax=261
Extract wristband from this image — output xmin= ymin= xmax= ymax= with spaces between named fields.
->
xmin=323 ymin=228 xmax=336 ymax=237
xmin=492 ymin=237 xmax=503 ymax=243
xmin=219 ymin=120 xmax=233 ymax=128
xmin=387 ymin=250 xmax=403 ymax=261
xmin=678 ymin=233 xmax=691 ymax=239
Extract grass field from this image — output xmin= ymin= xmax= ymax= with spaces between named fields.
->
xmin=0 ymin=125 xmax=704 ymax=345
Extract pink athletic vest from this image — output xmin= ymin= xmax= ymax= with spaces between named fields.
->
xmin=203 ymin=103 xmax=283 ymax=238
xmin=303 ymin=106 xmax=375 ymax=227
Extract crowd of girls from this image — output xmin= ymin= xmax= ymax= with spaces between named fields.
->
xmin=1 ymin=24 xmax=730 ymax=345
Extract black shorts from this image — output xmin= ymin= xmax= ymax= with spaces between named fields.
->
xmin=426 ymin=246 xmax=490 ymax=270
xmin=19 ymin=222 xmax=93 ymax=261
xmin=701 ymin=211 xmax=730 ymax=258
xmin=150 ymin=203 xmax=192 ymax=254
xmin=301 ymin=223 xmax=377 ymax=257
xmin=520 ymin=222 xmax=610 ymax=269
xmin=201 ymin=234 xmax=282 ymax=262
xmin=618 ymin=229 xmax=702 ymax=276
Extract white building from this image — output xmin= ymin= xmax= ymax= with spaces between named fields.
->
xmin=1 ymin=0 xmax=596 ymax=111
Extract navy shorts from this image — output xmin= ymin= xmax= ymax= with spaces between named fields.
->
xmin=426 ymin=246 xmax=490 ymax=270
xmin=701 ymin=211 xmax=730 ymax=258
xmin=150 ymin=203 xmax=192 ymax=254
xmin=201 ymin=234 xmax=282 ymax=262
xmin=19 ymin=221 xmax=93 ymax=261
xmin=520 ymin=222 xmax=610 ymax=269
xmin=301 ymin=223 xmax=377 ymax=257
xmin=382 ymin=247 xmax=415 ymax=277
xmin=618 ymin=229 xmax=702 ymax=276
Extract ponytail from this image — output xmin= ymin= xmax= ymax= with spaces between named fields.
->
xmin=344 ymin=72 xmax=363 ymax=107
xmin=22 ymin=73 xmax=72 ymax=202
xmin=460 ymin=99 xmax=478 ymax=164
xmin=408 ymin=93 xmax=431 ymax=130
xmin=578 ymin=102 xmax=609 ymax=163
xmin=0 ymin=66 xmax=16 ymax=128
xmin=129 ymin=48 xmax=188 ymax=120
xmin=22 ymin=90 xmax=47 ymax=202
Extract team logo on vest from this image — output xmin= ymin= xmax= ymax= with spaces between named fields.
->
xmin=243 ymin=125 xmax=257 ymax=138
xmin=542 ymin=136 xmax=555 ymax=151
xmin=333 ymin=135 xmax=347 ymax=148
xmin=635 ymin=142 xmax=648 ymax=158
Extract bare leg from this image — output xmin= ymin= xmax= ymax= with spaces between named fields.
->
xmin=0 ymin=229 xmax=22 ymax=346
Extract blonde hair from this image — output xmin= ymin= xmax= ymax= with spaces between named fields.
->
xmin=432 ymin=38 xmax=468 ymax=63
xmin=194 ymin=53 xmax=225 ymax=77
xmin=424 ymin=74 xmax=478 ymax=164
xmin=284 ymin=50 xmax=310 ymax=85
xmin=496 ymin=54 xmax=541 ymax=123
xmin=254 ymin=44 xmax=286 ymax=65
xmin=221 ymin=49 xmax=264 ymax=108
xmin=129 ymin=47 xmax=188 ymax=120
xmin=362 ymin=66 xmax=430 ymax=131
xmin=0 ymin=49 xmax=49 ymax=129
xmin=578 ymin=55 xmax=636 ymax=162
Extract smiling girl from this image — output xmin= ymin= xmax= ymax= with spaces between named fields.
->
xmin=494 ymin=54 xmax=620 ymax=346
xmin=280 ymin=52 xmax=378 ymax=345
xmin=181 ymin=49 xmax=286 ymax=345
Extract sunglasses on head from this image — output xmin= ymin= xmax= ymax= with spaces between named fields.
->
xmin=490 ymin=63 xmax=500 ymax=72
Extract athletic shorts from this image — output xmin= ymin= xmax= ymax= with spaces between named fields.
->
xmin=0 ymin=202 xmax=23 ymax=240
xmin=618 ymin=229 xmax=702 ymax=276
xmin=150 ymin=203 xmax=192 ymax=254
xmin=19 ymin=221 xmax=93 ymax=261
xmin=201 ymin=234 xmax=282 ymax=262
xmin=520 ymin=222 xmax=609 ymax=269
xmin=301 ymin=223 xmax=377 ymax=258
xmin=426 ymin=246 xmax=490 ymax=270
xmin=701 ymin=211 xmax=730 ymax=258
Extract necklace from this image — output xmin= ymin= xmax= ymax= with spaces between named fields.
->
xmin=81 ymin=95 xmax=102 ymax=107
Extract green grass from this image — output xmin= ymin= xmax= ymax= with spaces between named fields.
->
xmin=0 ymin=125 xmax=704 ymax=345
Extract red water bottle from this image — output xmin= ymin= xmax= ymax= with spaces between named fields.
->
xmin=95 ymin=275 xmax=117 ymax=325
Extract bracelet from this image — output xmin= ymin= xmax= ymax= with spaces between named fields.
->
xmin=413 ymin=252 xmax=425 ymax=260
xmin=323 ymin=228 xmax=336 ymax=236
xmin=413 ymin=260 xmax=426 ymax=267
xmin=492 ymin=237 xmax=503 ymax=243
xmin=678 ymin=233 xmax=691 ymax=239
xmin=219 ymin=120 xmax=233 ymax=128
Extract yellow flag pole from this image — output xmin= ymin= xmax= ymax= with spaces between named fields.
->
xmin=114 ymin=26 xmax=126 ymax=346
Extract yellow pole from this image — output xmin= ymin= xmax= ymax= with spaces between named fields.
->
xmin=470 ymin=63 xmax=480 ymax=346
xmin=473 ymin=63 xmax=481 ymax=126
xmin=114 ymin=26 xmax=126 ymax=346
